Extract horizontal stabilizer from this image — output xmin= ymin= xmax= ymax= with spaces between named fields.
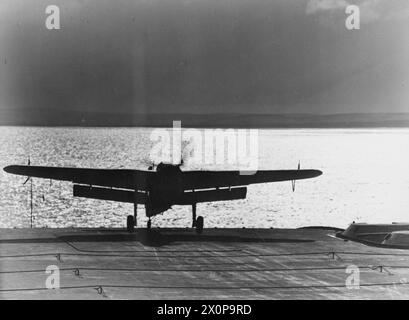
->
xmin=73 ymin=185 xmax=147 ymax=204
xmin=176 ymin=187 xmax=247 ymax=205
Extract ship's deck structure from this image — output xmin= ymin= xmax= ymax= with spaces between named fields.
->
xmin=2 ymin=226 xmax=409 ymax=299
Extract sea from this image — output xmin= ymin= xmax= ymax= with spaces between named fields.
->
xmin=0 ymin=126 xmax=408 ymax=229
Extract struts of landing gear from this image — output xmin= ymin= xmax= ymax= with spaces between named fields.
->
xmin=126 ymin=215 xmax=134 ymax=233
xmin=126 ymin=202 xmax=138 ymax=233
xmin=192 ymin=203 xmax=204 ymax=234
xmin=127 ymin=202 xmax=203 ymax=233
xmin=127 ymin=216 xmax=152 ymax=232
xmin=126 ymin=203 xmax=153 ymax=232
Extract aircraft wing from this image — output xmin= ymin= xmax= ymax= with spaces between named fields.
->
xmin=3 ymin=165 xmax=152 ymax=190
xmin=181 ymin=169 xmax=322 ymax=190
xmin=4 ymin=165 xmax=322 ymax=191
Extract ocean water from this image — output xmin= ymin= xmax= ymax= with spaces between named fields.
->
xmin=0 ymin=127 xmax=408 ymax=229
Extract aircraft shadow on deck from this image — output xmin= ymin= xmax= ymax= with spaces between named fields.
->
xmin=0 ymin=229 xmax=314 ymax=247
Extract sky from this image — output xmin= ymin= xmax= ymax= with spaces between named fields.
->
xmin=0 ymin=0 xmax=408 ymax=116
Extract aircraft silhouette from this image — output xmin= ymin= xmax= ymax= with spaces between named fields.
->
xmin=3 ymin=162 xmax=322 ymax=233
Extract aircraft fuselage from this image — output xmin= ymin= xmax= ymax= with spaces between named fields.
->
xmin=145 ymin=163 xmax=185 ymax=216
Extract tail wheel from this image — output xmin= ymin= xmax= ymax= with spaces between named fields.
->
xmin=127 ymin=215 xmax=134 ymax=233
xmin=195 ymin=216 xmax=204 ymax=234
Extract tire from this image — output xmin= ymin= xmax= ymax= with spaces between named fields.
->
xmin=195 ymin=216 xmax=204 ymax=234
xmin=127 ymin=215 xmax=134 ymax=233
xmin=147 ymin=219 xmax=152 ymax=229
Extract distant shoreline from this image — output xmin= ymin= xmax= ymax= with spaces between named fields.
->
xmin=1 ymin=111 xmax=409 ymax=128
xmin=1 ymin=125 xmax=409 ymax=129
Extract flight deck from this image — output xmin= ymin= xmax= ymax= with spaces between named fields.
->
xmin=1 ymin=226 xmax=409 ymax=299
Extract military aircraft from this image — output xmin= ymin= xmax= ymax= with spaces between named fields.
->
xmin=3 ymin=162 xmax=322 ymax=233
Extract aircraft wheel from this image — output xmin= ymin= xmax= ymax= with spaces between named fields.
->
xmin=127 ymin=215 xmax=134 ymax=233
xmin=147 ymin=219 xmax=152 ymax=229
xmin=195 ymin=216 xmax=204 ymax=234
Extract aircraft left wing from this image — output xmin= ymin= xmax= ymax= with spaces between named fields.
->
xmin=3 ymin=165 xmax=152 ymax=190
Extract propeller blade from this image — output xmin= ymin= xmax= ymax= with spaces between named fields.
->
xmin=292 ymin=161 xmax=300 ymax=192
xmin=23 ymin=177 xmax=30 ymax=185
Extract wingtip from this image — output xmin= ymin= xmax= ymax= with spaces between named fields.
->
xmin=307 ymin=169 xmax=323 ymax=178
xmin=3 ymin=165 xmax=12 ymax=173
xmin=3 ymin=165 xmax=19 ymax=174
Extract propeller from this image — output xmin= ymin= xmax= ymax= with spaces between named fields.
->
xmin=291 ymin=161 xmax=300 ymax=192
xmin=179 ymin=139 xmax=196 ymax=167
xmin=22 ymin=156 xmax=31 ymax=185
xmin=138 ymin=157 xmax=156 ymax=170
xmin=21 ymin=156 xmax=34 ymax=228
xmin=143 ymin=139 xmax=192 ymax=170
xmin=23 ymin=176 xmax=30 ymax=185
xmin=147 ymin=161 xmax=156 ymax=171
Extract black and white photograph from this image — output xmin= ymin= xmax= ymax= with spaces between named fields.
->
xmin=0 ymin=0 xmax=409 ymax=305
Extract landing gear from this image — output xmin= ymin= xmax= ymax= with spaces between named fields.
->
xmin=127 ymin=202 xmax=138 ymax=233
xmin=127 ymin=215 xmax=134 ymax=233
xmin=192 ymin=203 xmax=197 ymax=227
xmin=191 ymin=203 xmax=203 ymax=234
xmin=133 ymin=202 xmax=137 ymax=227
xmin=195 ymin=216 xmax=204 ymax=234
xmin=147 ymin=218 xmax=152 ymax=229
